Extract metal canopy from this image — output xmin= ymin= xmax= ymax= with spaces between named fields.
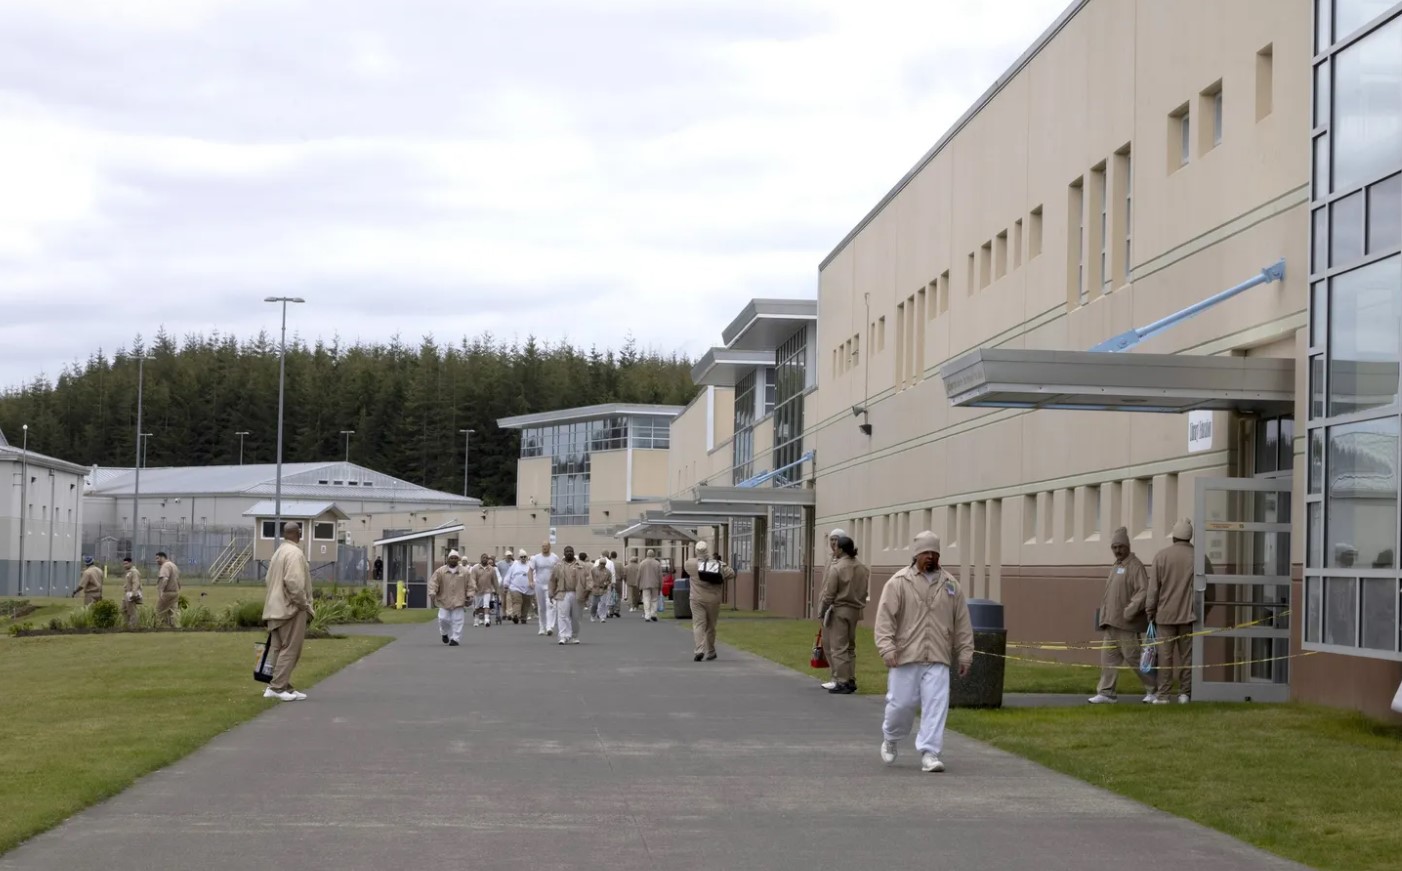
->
xmin=692 ymin=348 xmax=779 ymax=387
xmin=614 ymin=520 xmax=699 ymax=542
xmin=664 ymin=499 xmax=764 ymax=519
xmin=693 ymin=485 xmax=815 ymax=506
xmin=940 ymin=349 xmax=1294 ymax=414
xmin=373 ymin=524 xmax=465 ymax=548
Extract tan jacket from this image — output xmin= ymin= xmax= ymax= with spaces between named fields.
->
xmin=819 ymin=556 xmax=870 ymax=612
xmin=637 ymin=557 xmax=662 ymax=591
xmin=590 ymin=563 xmax=612 ymax=594
xmin=1148 ymin=541 xmax=1196 ymax=625
xmin=684 ymin=558 xmax=736 ymax=586
xmin=551 ymin=560 xmax=590 ymax=600
xmin=123 ymin=568 xmax=143 ymax=601
xmin=429 ymin=563 xmax=474 ymax=609
xmin=873 ymin=565 xmax=975 ymax=669
xmin=471 ymin=563 xmax=498 ymax=595
xmin=77 ymin=566 xmax=104 ymax=599
xmin=262 ymin=542 xmax=312 ymax=621
xmin=1099 ymin=553 xmax=1149 ymax=632
xmin=156 ymin=560 xmax=181 ymax=596
xmin=623 ymin=560 xmax=640 ymax=588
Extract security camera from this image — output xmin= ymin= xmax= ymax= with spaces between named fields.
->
xmin=852 ymin=404 xmax=867 ymax=418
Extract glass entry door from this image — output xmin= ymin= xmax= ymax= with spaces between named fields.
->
xmin=1193 ymin=477 xmax=1293 ymax=702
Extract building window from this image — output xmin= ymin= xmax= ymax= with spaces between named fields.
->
xmin=1012 ymin=220 xmax=1023 ymax=269
xmin=1333 ymin=16 xmax=1402 ymax=194
xmin=995 ymin=230 xmax=1008 ymax=280
xmin=1067 ymin=177 xmax=1085 ymax=305
xmin=938 ymin=270 xmax=950 ymax=313
xmin=1113 ymin=144 xmax=1133 ymax=285
xmin=547 ymin=421 xmax=592 ymax=526
xmin=914 ymin=289 xmax=926 ymax=380
xmin=1029 ymin=206 xmax=1043 ymax=258
xmin=733 ymin=370 xmax=758 ymax=484
xmin=1169 ymin=103 xmax=1190 ymax=170
xmin=1200 ymin=81 xmax=1224 ymax=152
xmin=1257 ymin=44 xmax=1274 ymax=121
xmin=1092 ymin=163 xmax=1108 ymax=291
xmin=630 ymin=415 xmax=671 ymax=449
xmin=895 ymin=300 xmax=907 ymax=385
xmin=772 ymin=326 xmax=809 ymax=483
xmin=771 ymin=506 xmax=803 ymax=571
xmin=732 ymin=518 xmax=754 ymax=571
xmin=966 ymin=251 xmax=976 ymax=295
xmin=314 ymin=521 xmax=336 ymax=541
xmin=979 ymin=240 xmax=992 ymax=289
xmin=261 ymin=520 xmax=277 ymax=539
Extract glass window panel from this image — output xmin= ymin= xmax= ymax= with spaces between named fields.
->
xmin=1324 ymin=577 xmax=1358 ymax=645
xmin=1308 ymin=501 xmax=1324 ymax=566
xmin=1333 ymin=16 xmax=1402 ymax=193
xmin=1360 ymin=578 xmax=1398 ymax=649
xmin=1305 ymin=576 xmax=1323 ymax=642
xmin=1336 ymin=0 xmax=1397 ymax=39
xmin=1310 ymin=428 xmax=1326 ymax=493
xmin=1279 ymin=416 xmax=1296 ymax=469
xmin=1326 ymin=417 xmax=1398 ymax=568
xmin=1315 ymin=60 xmax=1331 ymax=129
xmin=1331 ymin=190 xmax=1365 ymax=266
xmin=1312 ymin=207 xmax=1329 ymax=276
xmin=1316 ymin=0 xmax=1332 ymax=53
xmin=1328 ymin=256 xmax=1401 ymax=415
xmin=1257 ymin=418 xmax=1281 ymax=473
xmin=1312 ymin=281 xmax=1326 ymax=347
xmin=1314 ymin=133 xmax=1330 ymax=197
xmin=1310 ymin=354 xmax=1326 ymax=419
xmin=1368 ymin=173 xmax=1401 ymax=253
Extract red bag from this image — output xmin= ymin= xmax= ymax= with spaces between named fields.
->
xmin=661 ymin=573 xmax=674 ymax=598
xmin=810 ymin=630 xmax=829 ymax=669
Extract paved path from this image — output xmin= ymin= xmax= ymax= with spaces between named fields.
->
xmin=3 ymin=616 xmax=1305 ymax=871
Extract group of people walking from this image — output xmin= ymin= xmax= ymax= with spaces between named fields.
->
xmin=69 ymin=550 xmax=182 ymax=628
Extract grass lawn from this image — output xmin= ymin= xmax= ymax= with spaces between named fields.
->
xmin=0 ymin=632 xmax=390 ymax=854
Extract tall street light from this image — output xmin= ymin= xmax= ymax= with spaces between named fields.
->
xmin=18 ymin=424 xmax=27 ymax=594
xmin=340 ymin=430 xmax=355 ymax=463
xmin=265 ymin=296 xmax=306 ymax=537
xmin=139 ymin=433 xmax=154 ymax=469
xmin=235 ymin=431 xmax=250 ymax=465
xmin=458 ymin=428 xmax=475 ymax=498
xmin=132 ymin=355 xmax=154 ymax=567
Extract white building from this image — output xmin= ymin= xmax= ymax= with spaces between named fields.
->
xmin=1 ymin=428 xmax=88 ymax=598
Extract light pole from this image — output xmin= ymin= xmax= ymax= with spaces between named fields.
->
xmin=458 ymin=428 xmax=475 ymax=497
xmin=235 ymin=431 xmax=250 ymax=465
xmin=18 ymin=424 xmax=27 ymax=594
xmin=340 ymin=430 xmax=355 ymax=463
xmin=265 ymin=296 xmax=306 ymax=536
xmin=132 ymin=355 xmax=153 ymax=566
xmin=139 ymin=433 xmax=154 ymax=469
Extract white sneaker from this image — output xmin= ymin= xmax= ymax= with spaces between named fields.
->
xmin=546 ymin=629 xmax=554 ymax=637
xmin=1152 ymin=697 xmax=1171 ymax=705
xmin=921 ymin=753 xmax=945 ymax=773
xmin=538 ymin=629 xmax=546 ymax=636
xmin=558 ymin=639 xmax=566 ymax=645
xmin=1178 ymin=694 xmax=1190 ymax=704
xmin=821 ymin=681 xmax=838 ymax=690
xmin=880 ymin=740 xmax=897 ymax=765
xmin=1142 ymin=693 xmax=1157 ymax=704
xmin=570 ymin=638 xmax=581 ymax=645
xmin=1087 ymin=694 xmax=1118 ymax=704
xmin=287 ymin=690 xmax=307 ymax=701
xmin=263 ymin=688 xmax=298 ymax=702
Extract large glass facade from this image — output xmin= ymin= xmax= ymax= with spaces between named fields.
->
xmin=1306 ymin=0 xmax=1402 ymax=658
xmin=517 ymin=413 xmax=673 ymax=526
xmin=770 ymin=328 xmax=809 ymax=570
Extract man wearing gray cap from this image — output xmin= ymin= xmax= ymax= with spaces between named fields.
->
xmin=1148 ymin=519 xmax=1197 ymax=704
xmin=1088 ymin=528 xmax=1155 ymax=705
xmin=818 ymin=528 xmax=849 ymax=690
xmin=874 ymin=532 xmax=972 ymax=773
xmin=685 ymin=542 xmax=735 ymax=661
xmin=819 ymin=534 xmax=870 ymax=695
xmin=72 ymin=556 xmax=104 ymax=605
xmin=637 ymin=550 xmax=663 ymax=621
xmin=429 ymin=549 xmax=474 ymax=647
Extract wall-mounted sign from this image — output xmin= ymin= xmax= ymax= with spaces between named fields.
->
xmin=1188 ymin=410 xmax=1214 ymax=454
xmin=549 ymin=527 xmax=557 ymax=545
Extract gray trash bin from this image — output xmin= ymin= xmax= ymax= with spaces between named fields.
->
xmin=951 ymin=598 xmax=1006 ymax=708
xmin=671 ymin=578 xmax=692 ymax=619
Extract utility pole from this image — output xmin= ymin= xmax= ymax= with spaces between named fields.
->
xmin=235 ymin=431 xmax=250 ymax=465
xmin=459 ymin=428 xmax=475 ymax=497
xmin=18 ymin=424 xmax=27 ymax=594
xmin=132 ymin=355 xmax=153 ymax=565
xmin=265 ymin=296 xmax=305 ymax=536
xmin=340 ymin=430 xmax=355 ymax=463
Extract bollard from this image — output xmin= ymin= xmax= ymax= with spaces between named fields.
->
xmin=395 ymin=580 xmax=407 ymax=610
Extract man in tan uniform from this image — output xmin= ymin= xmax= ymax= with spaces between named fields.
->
xmin=1148 ymin=519 xmax=1197 ymax=704
xmin=874 ymin=531 xmax=973 ymax=773
xmin=550 ymin=546 xmax=589 ymax=644
xmin=428 ymin=549 xmax=474 ymax=646
xmin=472 ymin=553 xmax=498 ymax=628
xmin=262 ymin=523 xmax=313 ymax=701
xmin=638 ymin=551 xmax=663 ymax=621
xmin=589 ymin=557 xmax=612 ymax=623
xmin=818 ymin=535 xmax=870 ymax=695
xmin=121 ymin=556 xmax=143 ymax=628
xmin=154 ymin=551 xmax=181 ymax=627
xmin=685 ymin=542 xmax=735 ymax=662
xmin=622 ymin=555 xmax=643 ymax=617
xmin=1088 ymin=528 xmax=1156 ymax=705
xmin=72 ymin=556 xmax=104 ymax=605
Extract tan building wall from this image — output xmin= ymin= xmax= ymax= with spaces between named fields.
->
xmin=515 ymin=456 xmax=551 ymax=510
xmin=590 ymin=450 xmax=628 ymax=523
xmin=668 ymin=387 xmax=736 ymax=497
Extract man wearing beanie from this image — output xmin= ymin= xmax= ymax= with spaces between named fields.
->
xmin=638 ymin=550 xmax=663 ymax=621
xmin=73 ymin=556 xmax=105 ymax=605
xmin=471 ymin=553 xmax=497 ymax=628
xmin=551 ymin=546 xmax=588 ymax=644
xmin=819 ymin=528 xmax=850 ymax=690
xmin=428 ymin=549 xmax=474 ymax=647
xmin=1088 ymin=528 xmax=1155 ymax=704
xmin=874 ymin=531 xmax=972 ymax=773
xmin=1148 ymin=519 xmax=1197 ymax=703
xmin=818 ymin=534 xmax=870 ymax=695
xmin=685 ymin=542 xmax=735 ymax=661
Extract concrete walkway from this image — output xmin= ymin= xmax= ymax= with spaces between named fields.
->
xmin=3 ymin=616 xmax=1305 ymax=871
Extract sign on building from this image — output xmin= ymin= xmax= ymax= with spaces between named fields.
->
xmin=1188 ymin=410 xmax=1214 ymax=453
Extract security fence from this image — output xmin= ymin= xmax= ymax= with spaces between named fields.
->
xmin=82 ymin=522 xmax=369 ymax=585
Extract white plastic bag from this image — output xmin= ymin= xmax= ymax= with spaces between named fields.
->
xmin=1139 ymin=623 xmax=1157 ymax=676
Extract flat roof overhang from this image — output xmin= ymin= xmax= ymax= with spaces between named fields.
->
xmin=691 ymin=348 xmax=777 ymax=387
xmin=694 ymin=485 xmax=815 ymax=507
xmin=614 ymin=520 xmax=699 ymax=542
xmin=939 ymin=349 xmax=1295 ymax=414
xmin=372 ymin=524 xmax=466 ymax=548
xmin=663 ymin=500 xmax=764 ymax=520
xmin=720 ymin=299 xmax=817 ymax=352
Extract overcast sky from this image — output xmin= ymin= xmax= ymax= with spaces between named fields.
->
xmin=0 ymin=0 xmax=1069 ymax=389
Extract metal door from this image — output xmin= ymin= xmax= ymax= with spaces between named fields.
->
xmin=1193 ymin=477 xmax=1293 ymax=702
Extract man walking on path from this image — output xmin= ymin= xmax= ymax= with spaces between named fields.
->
xmin=429 ymin=550 xmax=474 ymax=647
xmin=624 ymin=555 xmax=646 ymax=620
xmin=551 ymin=546 xmax=587 ymax=644
xmin=504 ymin=550 xmax=532 ymax=624
xmin=529 ymin=542 xmax=560 ymax=636
xmin=121 ymin=556 xmax=143 ymax=628
xmin=1088 ymin=528 xmax=1157 ymax=705
xmin=818 ymin=535 xmax=870 ymax=695
xmin=874 ymin=531 xmax=973 ymax=773
xmin=1148 ymin=519 xmax=1197 ymax=704
xmin=72 ymin=556 xmax=104 ymax=605
xmin=154 ymin=551 xmax=181 ymax=627
xmin=262 ymin=523 xmax=313 ymax=702
xmin=472 ymin=553 xmax=497 ymax=628
xmin=685 ymin=542 xmax=735 ymax=661
xmin=589 ymin=557 xmax=612 ymax=623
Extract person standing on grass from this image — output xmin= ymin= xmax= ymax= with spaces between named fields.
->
xmin=874 ymin=532 xmax=973 ymax=773
xmin=121 ymin=556 xmax=143 ymax=628
xmin=529 ymin=542 xmax=561 ymax=637
xmin=472 ymin=553 xmax=498 ymax=628
xmin=685 ymin=542 xmax=735 ymax=662
xmin=504 ymin=550 xmax=532 ymax=624
xmin=1148 ymin=519 xmax=1197 ymax=704
xmin=154 ymin=551 xmax=181 ymax=627
xmin=72 ymin=556 xmax=104 ymax=605
xmin=818 ymin=535 xmax=870 ymax=695
xmin=551 ymin=546 xmax=587 ymax=644
xmin=589 ymin=556 xmax=612 ymax=623
xmin=1088 ymin=527 xmax=1156 ymax=705
xmin=429 ymin=550 xmax=474 ymax=647
xmin=262 ymin=523 xmax=314 ymax=702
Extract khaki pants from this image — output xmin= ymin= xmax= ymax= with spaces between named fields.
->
xmin=506 ymin=590 xmax=529 ymax=620
xmin=825 ymin=605 xmax=860 ymax=683
xmin=84 ymin=592 xmax=102 ymax=606
xmin=1155 ymin=623 xmax=1193 ymax=697
xmin=631 ymin=585 xmax=643 ymax=609
xmin=122 ymin=598 xmax=142 ymax=629
xmin=1096 ymin=628 xmax=1154 ymax=697
xmin=267 ymin=611 xmax=309 ymax=692
xmin=690 ymin=582 xmax=722 ymax=656
xmin=156 ymin=592 xmax=180 ymax=627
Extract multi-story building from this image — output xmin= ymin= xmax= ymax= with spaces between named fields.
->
xmin=0 ymin=427 xmax=87 ymax=597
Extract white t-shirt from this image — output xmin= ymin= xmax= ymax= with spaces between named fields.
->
xmin=529 ymin=553 xmax=560 ymax=590
xmin=506 ymin=561 xmax=532 ymax=593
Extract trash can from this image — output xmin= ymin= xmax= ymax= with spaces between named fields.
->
xmin=671 ymin=577 xmax=692 ymax=620
xmin=951 ymin=598 xmax=1006 ymax=708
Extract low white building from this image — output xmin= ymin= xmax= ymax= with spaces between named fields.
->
xmin=1 ymin=428 xmax=88 ymax=598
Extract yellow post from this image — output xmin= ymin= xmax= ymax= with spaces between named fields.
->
xmin=395 ymin=580 xmax=407 ymax=610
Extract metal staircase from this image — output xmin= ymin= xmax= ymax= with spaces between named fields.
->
xmin=208 ymin=537 xmax=253 ymax=583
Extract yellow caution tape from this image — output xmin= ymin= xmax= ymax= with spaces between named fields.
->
xmin=978 ymin=647 xmax=1318 ymax=671
xmin=1008 ymin=609 xmax=1290 ymax=652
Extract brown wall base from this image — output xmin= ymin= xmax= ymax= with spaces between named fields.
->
xmin=1291 ymin=576 xmax=1402 ymax=722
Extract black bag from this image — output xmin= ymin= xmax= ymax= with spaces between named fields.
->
xmin=695 ymin=559 xmax=725 ymax=586
xmin=253 ymin=634 xmax=276 ymax=683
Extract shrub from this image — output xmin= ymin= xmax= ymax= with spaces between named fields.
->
xmin=8 ymin=622 xmax=33 ymax=637
xmin=136 ymin=604 xmax=161 ymax=630
xmin=48 ymin=617 xmax=65 ymax=631
xmin=66 ymin=608 xmax=93 ymax=630
xmin=1 ymin=599 xmax=31 ymax=618
xmin=177 ymin=605 xmax=216 ymax=630
xmin=235 ymin=601 xmax=265 ymax=628
xmin=309 ymin=600 xmax=350 ymax=636
xmin=177 ymin=595 xmax=190 ymax=611
xmin=89 ymin=599 xmax=120 ymax=629
xmin=347 ymin=588 xmax=381 ymax=622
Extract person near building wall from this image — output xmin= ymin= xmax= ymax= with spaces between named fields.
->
xmin=623 ymin=555 xmax=643 ymax=616
xmin=472 ymin=553 xmax=498 ymax=628
xmin=819 ymin=535 xmax=870 ymax=695
xmin=121 ymin=556 xmax=143 ymax=628
xmin=1088 ymin=527 xmax=1156 ymax=705
xmin=429 ymin=550 xmax=474 ymax=647
xmin=72 ymin=556 xmax=104 ymax=605
xmin=262 ymin=523 xmax=313 ymax=702
xmin=1148 ymin=519 xmax=1197 ymax=704
xmin=589 ymin=557 xmax=612 ymax=623
xmin=529 ymin=542 xmax=560 ymax=637
xmin=551 ymin=546 xmax=587 ymax=644
xmin=155 ymin=551 xmax=181 ymax=627
xmin=685 ymin=542 xmax=735 ymax=662
xmin=873 ymin=532 xmax=973 ymax=774
xmin=638 ymin=550 xmax=663 ymax=622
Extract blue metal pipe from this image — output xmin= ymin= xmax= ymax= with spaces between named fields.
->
xmin=1091 ymin=258 xmax=1286 ymax=353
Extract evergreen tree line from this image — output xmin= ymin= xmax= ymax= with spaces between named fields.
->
xmin=0 ymin=329 xmax=699 ymax=506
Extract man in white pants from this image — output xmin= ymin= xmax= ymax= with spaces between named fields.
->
xmin=551 ymin=546 xmax=587 ymax=644
xmin=873 ymin=531 xmax=973 ymax=773
xmin=637 ymin=550 xmax=663 ymax=622
xmin=529 ymin=542 xmax=560 ymax=637
xmin=429 ymin=550 xmax=474 ymax=647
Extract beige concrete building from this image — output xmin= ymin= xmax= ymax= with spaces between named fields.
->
xmin=660 ymin=0 xmax=1402 ymax=719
